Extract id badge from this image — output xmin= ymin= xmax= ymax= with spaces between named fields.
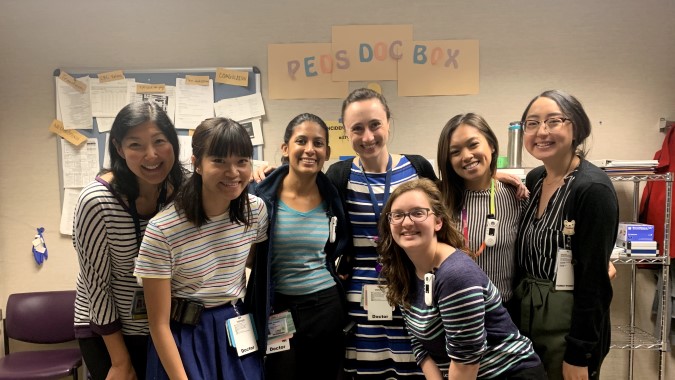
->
xmin=130 ymin=290 xmax=147 ymax=319
xmin=266 ymin=337 xmax=291 ymax=354
xmin=226 ymin=314 xmax=258 ymax=357
xmin=268 ymin=310 xmax=296 ymax=340
xmin=364 ymin=285 xmax=393 ymax=321
xmin=555 ymin=248 xmax=575 ymax=291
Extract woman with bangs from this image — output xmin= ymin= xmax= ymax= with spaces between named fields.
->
xmin=134 ymin=118 xmax=269 ymax=380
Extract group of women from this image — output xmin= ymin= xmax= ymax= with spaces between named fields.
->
xmin=73 ymin=87 xmax=618 ymax=380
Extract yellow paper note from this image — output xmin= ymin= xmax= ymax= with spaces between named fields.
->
xmin=215 ymin=68 xmax=249 ymax=87
xmin=58 ymin=70 xmax=87 ymax=93
xmin=97 ymin=70 xmax=126 ymax=83
xmin=136 ymin=84 xmax=166 ymax=93
xmin=185 ymin=75 xmax=210 ymax=86
xmin=327 ymin=121 xmax=356 ymax=157
xmin=48 ymin=119 xmax=87 ymax=146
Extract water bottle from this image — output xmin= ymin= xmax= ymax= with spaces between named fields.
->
xmin=507 ymin=122 xmax=522 ymax=168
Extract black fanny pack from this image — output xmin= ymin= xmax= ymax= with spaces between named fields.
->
xmin=170 ymin=297 xmax=204 ymax=326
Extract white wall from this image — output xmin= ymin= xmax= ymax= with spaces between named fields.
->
xmin=1 ymin=0 xmax=673 ymax=376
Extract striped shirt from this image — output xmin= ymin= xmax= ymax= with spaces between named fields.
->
xmin=518 ymin=170 xmax=577 ymax=280
xmin=343 ymin=156 xmax=424 ymax=377
xmin=73 ymin=178 xmax=149 ymax=337
xmin=457 ymin=181 xmax=521 ymax=302
xmin=271 ymin=200 xmax=335 ymax=295
xmin=402 ymin=252 xmax=540 ymax=378
xmin=134 ymin=194 xmax=268 ymax=307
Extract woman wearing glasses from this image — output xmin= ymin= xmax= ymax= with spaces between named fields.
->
xmin=512 ymin=90 xmax=618 ymax=380
xmin=378 ymin=178 xmax=545 ymax=379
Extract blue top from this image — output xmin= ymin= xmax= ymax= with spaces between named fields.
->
xmin=271 ymin=200 xmax=335 ymax=295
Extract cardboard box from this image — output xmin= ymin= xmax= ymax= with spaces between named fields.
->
xmin=617 ymin=223 xmax=654 ymax=242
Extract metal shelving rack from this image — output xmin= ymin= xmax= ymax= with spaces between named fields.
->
xmin=609 ymin=173 xmax=672 ymax=380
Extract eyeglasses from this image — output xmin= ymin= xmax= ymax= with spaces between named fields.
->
xmin=386 ymin=208 xmax=433 ymax=224
xmin=523 ymin=117 xmax=571 ymax=135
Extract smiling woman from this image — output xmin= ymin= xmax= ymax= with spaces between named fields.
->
xmin=134 ymin=117 xmax=269 ymax=380
xmin=73 ymin=101 xmax=186 ymax=380
xmin=377 ymin=178 xmax=546 ymax=379
xmin=513 ymin=90 xmax=619 ymax=380
xmin=248 ymin=113 xmax=351 ymax=380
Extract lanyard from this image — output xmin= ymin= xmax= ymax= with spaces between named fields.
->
xmin=129 ymin=182 xmax=168 ymax=250
xmin=359 ymin=155 xmax=392 ymax=224
xmin=461 ymin=179 xmax=495 ymax=253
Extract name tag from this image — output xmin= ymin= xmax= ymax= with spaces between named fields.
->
xmin=363 ymin=285 xmax=393 ymax=321
xmin=555 ymin=248 xmax=575 ymax=291
xmin=130 ymin=290 xmax=147 ymax=319
xmin=226 ymin=314 xmax=258 ymax=357
xmin=266 ymin=337 xmax=291 ymax=354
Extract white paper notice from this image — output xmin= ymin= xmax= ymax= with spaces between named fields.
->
xmin=239 ymin=117 xmax=264 ymax=146
xmin=56 ymin=76 xmax=93 ymax=130
xmin=60 ymin=188 xmax=82 ymax=235
xmin=102 ymin=133 xmax=111 ymax=169
xmin=90 ymin=78 xmax=135 ymax=117
xmin=174 ymin=78 xmax=214 ymax=130
xmin=129 ymin=85 xmax=177 ymax=123
xmin=178 ymin=135 xmax=193 ymax=172
xmin=96 ymin=117 xmax=115 ymax=133
xmin=213 ymin=93 xmax=265 ymax=122
xmin=61 ymin=138 xmax=100 ymax=188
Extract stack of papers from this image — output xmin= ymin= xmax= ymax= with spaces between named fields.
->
xmin=590 ymin=159 xmax=658 ymax=175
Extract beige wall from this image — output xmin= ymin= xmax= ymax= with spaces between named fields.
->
xmin=0 ymin=0 xmax=673 ymax=377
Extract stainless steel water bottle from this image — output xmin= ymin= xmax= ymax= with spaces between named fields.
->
xmin=507 ymin=122 xmax=522 ymax=168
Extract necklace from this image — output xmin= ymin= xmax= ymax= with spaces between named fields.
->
xmin=544 ymin=155 xmax=578 ymax=186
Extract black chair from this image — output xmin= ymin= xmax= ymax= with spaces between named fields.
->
xmin=0 ymin=290 xmax=82 ymax=380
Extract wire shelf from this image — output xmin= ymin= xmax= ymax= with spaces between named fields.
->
xmin=608 ymin=173 xmax=673 ymax=182
xmin=610 ymin=325 xmax=664 ymax=350
xmin=612 ymin=256 xmax=669 ymax=265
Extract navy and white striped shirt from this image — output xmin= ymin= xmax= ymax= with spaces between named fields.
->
xmin=402 ymin=251 xmax=541 ymax=378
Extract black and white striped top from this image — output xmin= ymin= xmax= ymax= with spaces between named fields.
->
xmin=73 ymin=178 xmax=149 ymax=338
xmin=517 ymin=170 xmax=577 ymax=280
xmin=456 ymin=180 xmax=522 ymax=302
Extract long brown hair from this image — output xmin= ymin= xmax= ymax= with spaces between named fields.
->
xmin=377 ymin=178 xmax=467 ymax=309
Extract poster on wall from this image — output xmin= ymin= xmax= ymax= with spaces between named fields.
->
xmin=398 ymin=40 xmax=479 ymax=96
xmin=268 ymin=43 xmax=349 ymax=99
xmin=327 ymin=120 xmax=356 ymax=157
xmin=331 ymin=24 xmax=413 ymax=81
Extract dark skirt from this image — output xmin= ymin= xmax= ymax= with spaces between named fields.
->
xmin=146 ymin=300 xmax=263 ymax=380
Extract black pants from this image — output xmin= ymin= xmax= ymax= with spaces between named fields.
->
xmin=78 ymin=334 xmax=148 ymax=380
xmin=265 ymin=286 xmax=345 ymax=380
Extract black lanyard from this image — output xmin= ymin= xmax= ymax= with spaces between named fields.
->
xmin=359 ymin=155 xmax=392 ymax=223
xmin=129 ymin=183 xmax=168 ymax=250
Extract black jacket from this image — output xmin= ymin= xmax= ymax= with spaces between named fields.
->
xmin=245 ymin=165 xmax=351 ymax=350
